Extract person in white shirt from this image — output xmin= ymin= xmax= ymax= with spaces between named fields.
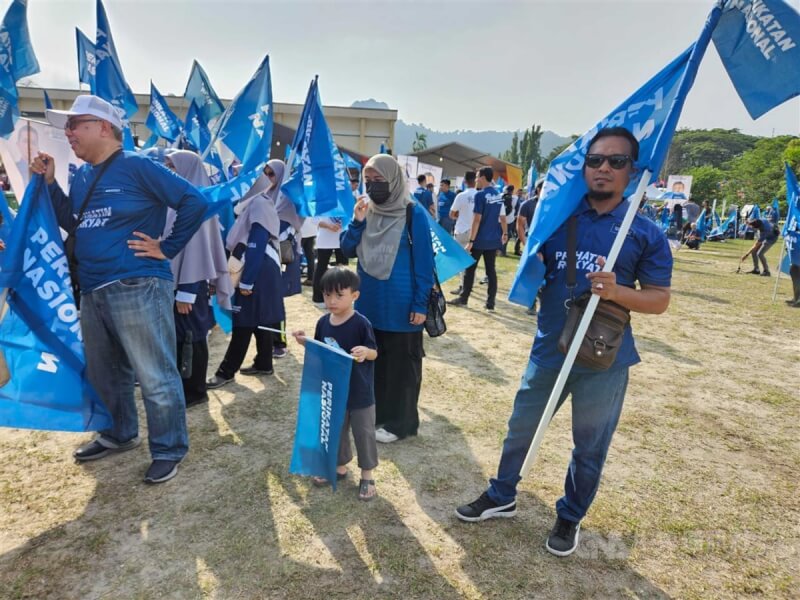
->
xmin=300 ymin=217 xmax=318 ymax=286
xmin=312 ymin=217 xmax=349 ymax=306
xmin=449 ymin=171 xmax=479 ymax=295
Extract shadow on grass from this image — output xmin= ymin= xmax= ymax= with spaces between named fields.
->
xmin=425 ymin=332 xmax=509 ymax=384
xmin=672 ymin=289 xmax=731 ymax=305
xmin=636 ymin=336 xmax=702 ymax=366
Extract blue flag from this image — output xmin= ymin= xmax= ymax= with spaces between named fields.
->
xmin=508 ymin=5 xmax=720 ymax=307
xmin=420 ymin=209 xmax=475 ymax=282
xmin=184 ymin=101 xmax=225 ymax=174
xmin=709 ymin=209 xmax=737 ymax=238
xmin=289 ymin=340 xmax=353 ymax=489
xmin=94 ymin=0 xmax=138 ymax=120
xmin=75 ymin=28 xmax=96 ymax=87
xmin=496 ymin=176 xmax=506 ymax=192
xmin=281 ymin=78 xmax=354 ymax=218
xmin=750 ymin=204 xmax=761 ymax=220
xmin=770 ymin=197 xmax=781 ymax=223
xmin=42 ymin=89 xmax=52 ymax=110
xmin=146 ymin=81 xmax=182 ymax=142
xmin=713 ymin=0 xmax=800 ymax=119
xmin=0 ymin=0 xmax=40 ymax=138
xmin=695 ymin=210 xmax=708 ymax=240
xmin=214 ymin=55 xmax=273 ymax=173
xmin=184 ymin=60 xmax=225 ymax=123
xmin=783 ymin=162 xmax=800 ymax=237
xmin=0 ymin=177 xmax=112 ymax=432
xmin=526 ymin=164 xmax=538 ymax=194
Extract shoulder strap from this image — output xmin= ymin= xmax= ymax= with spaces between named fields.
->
xmin=406 ymin=202 xmax=414 ymax=244
xmin=69 ymin=148 xmax=123 ymax=236
xmin=566 ymin=215 xmax=577 ymax=289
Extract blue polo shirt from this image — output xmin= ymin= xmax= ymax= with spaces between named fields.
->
xmin=437 ymin=190 xmax=456 ymax=219
xmin=472 ymin=187 xmax=505 ymax=250
xmin=531 ymin=197 xmax=672 ymax=372
xmin=413 ymin=186 xmax=434 ymax=212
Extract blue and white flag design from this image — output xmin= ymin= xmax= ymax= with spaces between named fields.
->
xmin=526 ymin=164 xmax=538 ymax=195
xmin=75 ymin=27 xmax=95 ymax=87
xmin=289 ymin=340 xmax=352 ymax=490
xmin=184 ymin=100 xmax=225 ymax=174
xmin=214 ymin=55 xmax=273 ymax=173
xmin=420 ymin=209 xmax=475 ymax=282
xmin=509 ymin=27 xmax=715 ymax=306
xmin=0 ymin=177 xmax=112 ymax=432
xmin=780 ymin=163 xmax=799 ymax=273
xmin=184 ymin=60 xmax=225 ymax=124
xmin=146 ymin=82 xmax=182 ymax=142
xmin=94 ymin=0 xmax=138 ymax=120
xmin=281 ymin=77 xmax=354 ymax=219
xmin=713 ymin=0 xmax=800 ymax=119
xmin=0 ymin=0 xmax=40 ymax=138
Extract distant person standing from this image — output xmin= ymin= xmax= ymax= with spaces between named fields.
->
xmin=501 ymin=185 xmax=516 ymax=256
xmin=449 ymin=171 xmax=478 ymax=296
xmin=413 ymin=174 xmax=436 ymax=218
xmin=742 ymin=218 xmax=779 ymax=276
xmin=437 ymin=179 xmax=457 ymax=234
xmin=312 ymin=217 xmax=349 ymax=308
xmin=449 ymin=167 xmax=507 ymax=311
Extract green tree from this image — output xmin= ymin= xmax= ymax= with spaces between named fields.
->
xmin=411 ymin=132 xmax=427 ymax=152
xmin=519 ymin=129 xmax=530 ymax=171
xmin=663 ymin=128 xmax=758 ymax=176
xmin=544 ymin=135 xmax=579 ymax=165
xmin=725 ymin=135 xmax=796 ymax=210
xmin=685 ymin=165 xmax=726 ymax=203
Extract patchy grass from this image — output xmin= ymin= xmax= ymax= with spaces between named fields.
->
xmin=0 ymin=238 xmax=798 ymax=599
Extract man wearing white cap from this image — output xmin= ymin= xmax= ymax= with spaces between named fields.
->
xmin=30 ymin=95 xmax=207 ymax=484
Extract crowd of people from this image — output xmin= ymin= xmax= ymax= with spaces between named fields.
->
xmin=7 ymin=94 xmax=796 ymax=557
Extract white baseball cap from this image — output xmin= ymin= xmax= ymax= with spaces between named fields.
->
xmin=46 ymin=95 xmax=124 ymax=131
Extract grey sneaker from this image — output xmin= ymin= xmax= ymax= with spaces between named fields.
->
xmin=546 ymin=517 xmax=581 ymax=557
xmin=73 ymin=436 xmax=141 ymax=462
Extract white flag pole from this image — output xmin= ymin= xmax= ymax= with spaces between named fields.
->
xmin=771 ymin=240 xmax=786 ymax=302
xmin=519 ymin=169 xmax=652 ymax=480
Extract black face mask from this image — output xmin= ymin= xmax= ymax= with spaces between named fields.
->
xmin=366 ymin=181 xmax=391 ymax=204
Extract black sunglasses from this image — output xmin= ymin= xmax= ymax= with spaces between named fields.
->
xmin=584 ymin=154 xmax=632 ymax=170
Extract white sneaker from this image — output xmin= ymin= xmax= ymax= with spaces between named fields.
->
xmin=375 ymin=427 xmax=399 ymax=443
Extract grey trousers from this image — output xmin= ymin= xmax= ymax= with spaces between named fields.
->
xmin=753 ymin=238 xmax=776 ymax=271
xmin=338 ymin=404 xmax=378 ymax=470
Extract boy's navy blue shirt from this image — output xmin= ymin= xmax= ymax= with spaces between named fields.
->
xmin=48 ymin=151 xmax=207 ymax=291
xmin=532 ymin=197 xmax=672 ymax=372
xmin=472 ymin=186 xmax=504 ymax=250
xmin=413 ymin=186 xmax=434 ymax=212
xmin=314 ymin=311 xmax=377 ymax=410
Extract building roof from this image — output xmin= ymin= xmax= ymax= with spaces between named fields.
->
xmin=409 ymin=141 xmax=522 ymax=188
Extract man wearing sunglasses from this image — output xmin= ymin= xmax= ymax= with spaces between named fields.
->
xmin=456 ymin=127 xmax=672 ymax=558
xmin=30 ymin=95 xmax=207 ymax=485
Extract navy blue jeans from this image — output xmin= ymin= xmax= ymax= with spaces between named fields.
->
xmin=488 ymin=361 xmax=628 ymax=523
xmin=81 ymin=277 xmax=189 ymax=461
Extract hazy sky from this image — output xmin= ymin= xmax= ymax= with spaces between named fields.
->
xmin=20 ymin=0 xmax=800 ymax=137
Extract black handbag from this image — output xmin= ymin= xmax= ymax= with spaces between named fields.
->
xmin=406 ymin=204 xmax=447 ymax=337
xmin=279 ymin=238 xmax=295 ymax=264
xmin=556 ymin=216 xmax=630 ymax=370
xmin=64 ymin=149 xmax=122 ymax=308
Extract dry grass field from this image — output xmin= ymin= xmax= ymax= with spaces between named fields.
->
xmin=1 ymin=238 xmax=798 ymax=599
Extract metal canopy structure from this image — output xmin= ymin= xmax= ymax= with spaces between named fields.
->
xmin=409 ymin=142 xmax=522 ymax=187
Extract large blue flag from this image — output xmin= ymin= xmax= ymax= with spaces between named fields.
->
xmin=75 ymin=28 xmax=96 ymax=87
xmin=184 ymin=100 xmax=225 ymax=175
xmin=94 ymin=0 xmax=138 ymax=120
xmin=0 ymin=177 xmax=112 ymax=431
xmin=420 ymin=209 xmax=475 ymax=282
xmin=508 ymin=1 xmax=722 ymax=307
xmin=783 ymin=162 xmax=800 ymax=237
xmin=214 ymin=55 xmax=273 ymax=173
xmin=146 ymin=81 xmax=182 ymax=142
xmin=713 ymin=0 xmax=800 ymax=119
xmin=184 ymin=60 xmax=225 ymax=123
xmin=709 ymin=208 xmax=737 ymax=238
xmin=0 ymin=0 xmax=40 ymax=138
xmin=281 ymin=78 xmax=354 ymax=218
xmin=289 ymin=339 xmax=353 ymax=490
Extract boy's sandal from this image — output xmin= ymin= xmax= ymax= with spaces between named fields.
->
xmin=358 ymin=479 xmax=377 ymax=502
xmin=312 ymin=472 xmax=347 ymax=487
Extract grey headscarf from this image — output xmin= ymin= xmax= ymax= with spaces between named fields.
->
xmin=163 ymin=150 xmax=233 ymax=310
xmin=357 ymin=154 xmax=411 ymax=280
xmin=226 ymin=160 xmax=281 ymax=251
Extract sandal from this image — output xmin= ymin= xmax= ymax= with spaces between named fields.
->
xmin=312 ymin=471 xmax=347 ymax=487
xmin=358 ymin=479 xmax=377 ymax=502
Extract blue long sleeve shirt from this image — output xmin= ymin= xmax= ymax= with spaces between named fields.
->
xmin=49 ymin=151 xmax=207 ymax=291
xmin=340 ymin=202 xmax=435 ymax=332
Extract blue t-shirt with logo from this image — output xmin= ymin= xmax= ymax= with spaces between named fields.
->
xmin=413 ymin=186 xmax=434 ymax=212
xmin=437 ymin=190 xmax=456 ymax=219
xmin=49 ymin=151 xmax=207 ymax=292
xmin=472 ymin=187 xmax=505 ymax=250
xmin=314 ymin=311 xmax=377 ymax=410
xmin=531 ymin=197 xmax=673 ymax=372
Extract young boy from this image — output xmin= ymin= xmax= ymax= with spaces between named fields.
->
xmin=292 ymin=267 xmax=379 ymax=501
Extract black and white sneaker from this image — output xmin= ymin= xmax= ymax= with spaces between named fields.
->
xmin=455 ymin=492 xmax=517 ymax=522
xmin=144 ymin=459 xmax=179 ymax=484
xmin=73 ymin=436 xmax=141 ymax=462
xmin=545 ymin=516 xmax=581 ymax=557
xmin=207 ymin=374 xmax=233 ymax=389
xmin=240 ymin=365 xmax=274 ymax=376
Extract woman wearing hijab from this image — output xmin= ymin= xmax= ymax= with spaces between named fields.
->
xmin=207 ymin=160 xmax=286 ymax=389
xmin=163 ymin=150 xmax=234 ymax=406
xmin=340 ymin=154 xmax=435 ymax=444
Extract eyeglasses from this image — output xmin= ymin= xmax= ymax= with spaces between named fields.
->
xmin=584 ymin=154 xmax=632 ymax=170
xmin=64 ymin=118 xmax=102 ymax=131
